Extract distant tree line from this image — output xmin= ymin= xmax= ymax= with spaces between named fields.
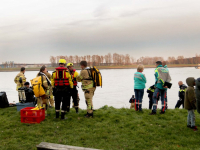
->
xmin=3 ymin=53 xmax=199 ymax=68
xmin=50 ymin=53 xmax=135 ymax=67
xmin=50 ymin=53 xmax=200 ymax=67
xmin=136 ymin=54 xmax=200 ymax=65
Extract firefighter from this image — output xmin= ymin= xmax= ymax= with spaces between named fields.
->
xmin=51 ymin=59 xmax=73 ymax=119
xmin=67 ymin=63 xmax=79 ymax=113
xmin=36 ymin=66 xmax=51 ymax=116
xmin=14 ymin=67 xmax=26 ymax=91
xmin=77 ymin=61 xmax=96 ymax=118
xmin=45 ymin=71 xmax=55 ymax=107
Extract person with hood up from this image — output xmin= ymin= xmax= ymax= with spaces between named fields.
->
xmin=195 ymin=78 xmax=200 ymax=114
xmin=185 ymin=77 xmax=197 ymax=131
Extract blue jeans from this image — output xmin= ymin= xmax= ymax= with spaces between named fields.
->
xmin=165 ymin=90 xmax=168 ymax=110
xmin=187 ymin=110 xmax=195 ymax=127
xmin=134 ymin=89 xmax=144 ymax=111
xmin=152 ymin=88 xmax=167 ymax=113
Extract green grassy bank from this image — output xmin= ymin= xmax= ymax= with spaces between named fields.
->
xmin=0 ymin=64 xmax=198 ymax=72
xmin=0 ymin=106 xmax=200 ymax=150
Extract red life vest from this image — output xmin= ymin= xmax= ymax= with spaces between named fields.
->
xmin=71 ymin=69 xmax=77 ymax=86
xmin=54 ymin=67 xmax=69 ymax=87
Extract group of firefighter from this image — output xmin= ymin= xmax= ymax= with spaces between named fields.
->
xmin=14 ymin=59 xmax=96 ymax=119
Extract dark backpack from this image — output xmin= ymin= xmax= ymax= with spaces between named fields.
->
xmin=0 ymin=92 xmax=9 ymax=108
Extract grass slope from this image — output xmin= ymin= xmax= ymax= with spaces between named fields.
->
xmin=0 ymin=106 xmax=200 ymax=150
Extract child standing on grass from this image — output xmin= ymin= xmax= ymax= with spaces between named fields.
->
xmin=184 ymin=77 xmax=197 ymax=131
xmin=134 ymin=64 xmax=146 ymax=111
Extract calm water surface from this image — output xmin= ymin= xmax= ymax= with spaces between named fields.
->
xmin=0 ymin=67 xmax=199 ymax=109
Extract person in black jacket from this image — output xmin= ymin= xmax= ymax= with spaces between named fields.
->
xmin=175 ymin=81 xmax=187 ymax=108
xmin=129 ymin=95 xmax=135 ymax=109
xmin=24 ymin=82 xmax=36 ymax=103
xmin=147 ymin=85 xmax=160 ymax=109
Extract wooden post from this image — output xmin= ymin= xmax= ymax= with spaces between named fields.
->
xmin=37 ymin=142 xmax=101 ymax=150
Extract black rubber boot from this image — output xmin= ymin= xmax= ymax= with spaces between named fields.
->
xmin=160 ymin=111 xmax=165 ymax=114
xmin=85 ymin=112 xmax=93 ymax=118
xmin=66 ymin=107 xmax=70 ymax=113
xmin=149 ymin=111 xmax=156 ymax=115
xmin=55 ymin=112 xmax=60 ymax=119
xmin=61 ymin=112 xmax=67 ymax=120
xmin=75 ymin=107 xmax=79 ymax=114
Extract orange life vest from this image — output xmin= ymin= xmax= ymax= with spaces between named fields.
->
xmin=54 ymin=67 xmax=69 ymax=87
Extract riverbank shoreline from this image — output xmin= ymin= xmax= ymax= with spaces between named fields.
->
xmin=0 ymin=106 xmax=199 ymax=150
xmin=0 ymin=64 xmax=197 ymax=72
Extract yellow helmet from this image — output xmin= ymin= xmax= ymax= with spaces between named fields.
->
xmin=67 ymin=63 xmax=74 ymax=67
xmin=59 ymin=59 xmax=66 ymax=64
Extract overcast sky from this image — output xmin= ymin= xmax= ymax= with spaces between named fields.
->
xmin=0 ymin=0 xmax=200 ymax=63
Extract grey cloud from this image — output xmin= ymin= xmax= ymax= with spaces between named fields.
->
xmin=93 ymin=5 xmax=109 ymax=18
xmin=0 ymin=14 xmax=200 ymax=63
xmin=66 ymin=17 xmax=116 ymax=26
xmin=120 ymin=7 xmax=165 ymax=17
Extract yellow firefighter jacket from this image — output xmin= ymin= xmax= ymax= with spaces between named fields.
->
xmin=14 ymin=72 xmax=26 ymax=91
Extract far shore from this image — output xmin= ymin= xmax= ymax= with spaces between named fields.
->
xmin=0 ymin=64 xmax=198 ymax=72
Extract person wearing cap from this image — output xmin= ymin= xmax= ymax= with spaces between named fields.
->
xmin=67 ymin=63 xmax=79 ymax=113
xmin=51 ymin=59 xmax=73 ymax=119
xmin=150 ymin=61 xmax=171 ymax=115
xmin=14 ymin=67 xmax=26 ymax=91
xmin=77 ymin=61 xmax=96 ymax=118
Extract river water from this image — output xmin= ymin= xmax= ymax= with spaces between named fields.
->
xmin=0 ymin=67 xmax=199 ymax=109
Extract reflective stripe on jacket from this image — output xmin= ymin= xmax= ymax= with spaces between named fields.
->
xmin=155 ymin=65 xmax=171 ymax=90
xmin=51 ymin=67 xmax=73 ymax=88
xmin=70 ymin=71 xmax=79 ymax=86
xmin=134 ymin=72 xmax=146 ymax=89
xmin=77 ymin=68 xmax=94 ymax=90
xmin=14 ymin=72 xmax=26 ymax=91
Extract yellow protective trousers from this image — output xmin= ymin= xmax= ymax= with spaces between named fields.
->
xmin=84 ymin=87 xmax=96 ymax=114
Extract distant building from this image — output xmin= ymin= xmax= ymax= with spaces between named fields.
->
xmin=1 ymin=61 xmax=15 ymax=68
xmin=0 ymin=64 xmax=4 ymax=68
xmin=193 ymin=57 xmax=200 ymax=64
